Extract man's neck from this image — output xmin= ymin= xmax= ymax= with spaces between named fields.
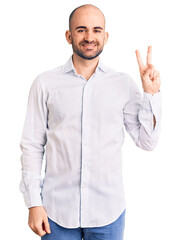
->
xmin=72 ymin=53 xmax=99 ymax=80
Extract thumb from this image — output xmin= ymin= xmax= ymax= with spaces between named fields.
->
xmin=43 ymin=217 xmax=51 ymax=234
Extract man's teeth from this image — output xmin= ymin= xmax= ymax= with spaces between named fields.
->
xmin=82 ymin=44 xmax=96 ymax=46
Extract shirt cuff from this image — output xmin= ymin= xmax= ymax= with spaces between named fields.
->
xmin=142 ymin=90 xmax=161 ymax=115
xmin=23 ymin=189 xmax=43 ymax=209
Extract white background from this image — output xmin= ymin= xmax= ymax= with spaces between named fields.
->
xmin=0 ymin=0 xmax=180 ymax=239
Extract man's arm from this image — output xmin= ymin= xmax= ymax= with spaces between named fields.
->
xmin=19 ymin=76 xmax=51 ymax=237
xmin=123 ymin=82 xmax=161 ymax=151
xmin=123 ymin=45 xmax=161 ymax=150
xmin=19 ymin=76 xmax=47 ymax=208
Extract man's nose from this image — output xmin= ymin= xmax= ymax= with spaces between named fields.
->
xmin=84 ymin=30 xmax=95 ymax=42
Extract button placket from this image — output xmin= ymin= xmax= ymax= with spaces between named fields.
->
xmin=80 ymin=83 xmax=92 ymax=225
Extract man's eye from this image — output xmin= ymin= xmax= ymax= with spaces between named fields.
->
xmin=95 ymin=30 xmax=101 ymax=33
xmin=78 ymin=30 xmax=85 ymax=32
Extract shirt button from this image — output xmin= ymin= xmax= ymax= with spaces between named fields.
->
xmin=82 ymin=183 xmax=86 ymax=188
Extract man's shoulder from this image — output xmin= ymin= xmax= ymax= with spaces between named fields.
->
xmin=37 ymin=64 xmax=66 ymax=78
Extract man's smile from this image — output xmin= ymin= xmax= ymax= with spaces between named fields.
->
xmin=82 ymin=43 xmax=97 ymax=49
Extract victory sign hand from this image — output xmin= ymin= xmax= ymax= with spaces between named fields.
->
xmin=135 ymin=46 xmax=161 ymax=95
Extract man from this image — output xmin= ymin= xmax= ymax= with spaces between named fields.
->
xmin=19 ymin=4 xmax=161 ymax=240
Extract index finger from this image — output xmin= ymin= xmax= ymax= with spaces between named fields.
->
xmin=146 ymin=46 xmax=152 ymax=65
xmin=135 ymin=49 xmax=145 ymax=71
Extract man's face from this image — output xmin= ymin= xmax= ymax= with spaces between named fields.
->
xmin=66 ymin=6 xmax=108 ymax=60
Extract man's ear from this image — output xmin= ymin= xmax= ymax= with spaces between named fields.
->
xmin=104 ymin=32 xmax=109 ymax=45
xmin=65 ymin=30 xmax=72 ymax=44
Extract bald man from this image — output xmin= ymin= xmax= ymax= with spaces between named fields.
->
xmin=19 ymin=4 xmax=161 ymax=240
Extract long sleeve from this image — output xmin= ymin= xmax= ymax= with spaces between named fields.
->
xmin=123 ymin=77 xmax=161 ymax=151
xmin=19 ymin=76 xmax=48 ymax=208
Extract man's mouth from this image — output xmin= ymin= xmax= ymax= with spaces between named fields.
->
xmin=82 ymin=43 xmax=96 ymax=48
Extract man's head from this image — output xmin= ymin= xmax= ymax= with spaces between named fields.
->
xmin=65 ymin=4 xmax=109 ymax=60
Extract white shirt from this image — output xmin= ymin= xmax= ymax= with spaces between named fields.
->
xmin=19 ymin=55 xmax=161 ymax=228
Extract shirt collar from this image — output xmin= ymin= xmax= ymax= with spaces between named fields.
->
xmin=63 ymin=54 xmax=109 ymax=74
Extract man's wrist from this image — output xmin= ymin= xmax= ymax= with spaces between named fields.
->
xmin=29 ymin=206 xmax=43 ymax=210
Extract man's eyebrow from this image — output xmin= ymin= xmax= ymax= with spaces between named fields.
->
xmin=94 ymin=27 xmax=103 ymax=30
xmin=75 ymin=26 xmax=103 ymax=30
xmin=75 ymin=26 xmax=87 ymax=30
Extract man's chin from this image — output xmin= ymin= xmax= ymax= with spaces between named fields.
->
xmin=83 ymin=56 xmax=98 ymax=60
xmin=72 ymin=46 xmax=103 ymax=60
xmin=77 ymin=51 xmax=102 ymax=60
xmin=82 ymin=54 xmax=98 ymax=60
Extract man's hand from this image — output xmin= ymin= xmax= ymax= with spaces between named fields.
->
xmin=135 ymin=46 xmax=161 ymax=95
xmin=28 ymin=206 xmax=51 ymax=237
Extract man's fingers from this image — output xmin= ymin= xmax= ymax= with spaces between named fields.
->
xmin=28 ymin=206 xmax=50 ymax=237
xmin=36 ymin=228 xmax=47 ymax=237
xmin=29 ymin=220 xmax=48 ymax=237
xmin=148 ymin=64 xmax=155 ymax=79
xmin=154 ymin=70 xmax=160 ymax=82
xmin=31 ymin=223 xmax=47 ymax=237
xmin=144 ymin=65 xmax=152 ymax=79
xmin=135 ymin=49 xmax=145 ymax=71
xmin=43 ymin=217 xmax=51 ymax=234
xmin=147 ymin=46 xmax=152 ymax=65
xmin=153 ymin=69 xmax=158 ymax=80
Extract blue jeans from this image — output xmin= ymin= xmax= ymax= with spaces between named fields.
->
xmin=41 ymin=209 xmax=126 ymax=240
